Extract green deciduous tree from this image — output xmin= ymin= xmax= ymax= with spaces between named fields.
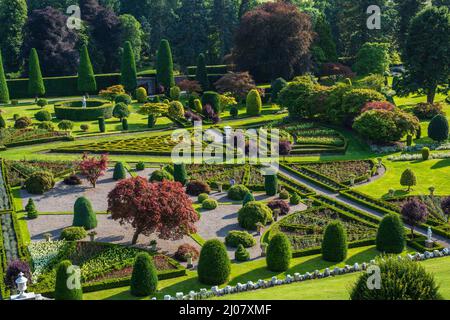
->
xmin=119 ymin=14 xmax=144 ymax=65
xmin=353 ymin=42 xmax=390 ymax=76
xmin=400 ymin=169 xmax=417 ymax=191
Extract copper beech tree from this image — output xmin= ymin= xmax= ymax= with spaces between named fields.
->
xmin=107 ymin=177 xmax=199 ymax=245
xmin=77 ymin=153 xmax=108 ymax=188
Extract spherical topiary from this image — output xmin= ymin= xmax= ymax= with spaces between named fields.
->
xmin=170 ymin=86 xmax=181 ymax=100
xmin=238 ymin=201 xmax=273 ymax=230
xmin=201 ymin=91 xmax=221 ymax=114
xmin=428 ymin=114 xmax=449 ymax=142
xmin=54 ymin=260 xmax=83 ymax=300
xmin=60 ymin=227 xmax=87 ymax=241
xmin=58 ymin=120 xmax=74 ymax=131
xmin=246 ymin=89 xmax=262 ymax=116
xmin=350 ymin=256 xmax=442 ymax=300
xmin=376 ymin=214 xmax=405 ymax=254
xmin=198 ymin=239 xmax=231 ymax=285
xmin=168 ymin=101 xmax=185 ymax=119
xmin=266 ymin=233 xmax=292 ymax=272
xmin=242 ymin=192 xmax=255 ymax=206
xmin=279 ymin=190 xmax=289 ymax=200
xmin=202 ymin=199 xmax=218 ymax=210
xmin=198 ymin=193 xmax=209 ymax=203
xmin=173 ymin=163 xmax=188 ymax=185
xmin=186 ymin=180 xmax=211 ymax=196
xmin=136 ymin=87 xmax=148 ymax=103
xmin=225 ymin=230 xmax=256 ymax=248
xmin=235 ymin=244 xmax=250 ymax=262
xmin=400 ymin=168 xmax=417 ymax=191
xmin=322 ymin=221 xmax=348 ymax=262
xmin=114 ymin=94 xmax=132 ymax=105
xmin=113 ymin=102 xmax=130 ymax=120
xmin=130 ymin=252 xmax=158 ymax=297
xmin=228 ymin=184 xmax=250 ymax=201
xmin=113 ymin=162 xmax=127 ymax=181
xmin=14 ymin=116 xmax=32 ymax=129
xmin=136 ymin=161 xmax=145 ymax=171
xmin=149 ymin=169 xmax=173 ymax=182
xmin=422 ymin=147 xmax=430 ymax=161
xmin=264 ymin=175 xmax=278 ymax=196
xmin=25 ymin=171 xmax=55 ymax=195
xmin=290 ymin=193 xmax=301 ymax=205
xmin=37 ymin=121 xmax=55 ymax=131
xmin=35 ymin=110 xmax=52 ymax=121
xmin=37 ymin=98 xmax=48 ymax=108
xmin=268 ymin=200 xmax=290 ymax=216
xmin=73 ymin=196 xmax=97 ymax=230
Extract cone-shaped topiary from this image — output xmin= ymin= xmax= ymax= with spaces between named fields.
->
xmin=376 ymin=214 xmax=405 ymax=254
xmin=173 ymin=163 xmax=187 ymax=185
xmin=196 ymin=53 xmax=209 ymax=91
xmin=0 ymin=51 xmax=10 ymax=104
xmin=235 ymin=244 xmax=250 ymax=261
xmin=121 ymin=41 xmax=137 ymax=93
xmin=113 ymin=162 xmax=127 ymax=181
xmin=243 ymin=192 xmax=255 ymax=206
xmin=54 ymin=260 xmax=83 ymax=300
xmin=400 ymin=168 xmax=417 ymax=191
xmin=28 ymin=48 xmax=45 ymax=97
xmin=77 ymin=44 xmax=97 ymax=94
xmin=266 ymin=233 xmax=292 ymax=272
xmin=322 ymin=221 xmax=348 ymax=262
xmin=290 ymin=193 xmax=301 ymax=205
xmin=264 ymin=175 xmax=278 ymax=196
xmin=198 ymin=239 xmax=231 ymax=285
xmin=350 ymin=256 xmax=441 ymax=300
xmin=246 ymin=89 xmax=262 ymax=116
xmin=73 ymin=196 xmax=97 ymax=230
xmin=25 ymin=198 xmax=38 ymax=219
xmin=130 ymin=252 xmax=158 ymax=297
xmin=156 ymin=39 xmax=175 ymax=91
xmin=0 ymin=114 xmax=5 ymax=128
xmin=201 ymin=91 xmax=221 ymax=114
xmin=428 ymin=114 xmax=449 ymax=142
xmin=98 ymin=117 xmax=106 ymax=132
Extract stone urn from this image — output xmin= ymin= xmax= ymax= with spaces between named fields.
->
xmin=349 ymin=174 xmax=356 ymax=186
xmin=43 ymin=233 xmax=52 ymax=242
xmin=260 ymin=243 xmax=268 ymax=257
xmin=88 ymin=231 xmax=97 ymax=242
xmin=273 ymin=209 xmax=280 ymax=222
xmin=186 ymin=253 xmax=193 ymax=269
xmin=217 ymin=183 xmax=223 ymax=193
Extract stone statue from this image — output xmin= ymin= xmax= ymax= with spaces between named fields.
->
xmin=82 ymin=96 xmax=87 ymax=109
xmin=427 ymin=227 xmax=433 ymax=242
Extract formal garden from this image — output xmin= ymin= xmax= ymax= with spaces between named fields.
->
xmin=0 ymin=0 xmax=450 ymax=303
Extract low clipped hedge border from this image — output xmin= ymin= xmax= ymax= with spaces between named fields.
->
xmin=278 ymin=175 xmax=315 ymax=197
xmin=4 ymin=135 xmax=73 ymax=148
xmin=0 ymin=159 xmax=14 ymax=213
xmin=54 ymin=100 xmax=113 ymax=121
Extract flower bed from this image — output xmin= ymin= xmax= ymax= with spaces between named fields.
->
xmin=29 ymin=241 xmax=186 ymax=296
xmin=5 ymin=160 xmax=74 ymax=187
xmin=0 ymin=128 xmax=70 ymax=147
xmin=0 ymin=161 xmax=13 ymax=212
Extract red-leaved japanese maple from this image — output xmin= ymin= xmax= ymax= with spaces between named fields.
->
xmin=107 ymin=177 xmax=199 ymax=245
xmin=77 ymin=153 xmax=108 ymax=188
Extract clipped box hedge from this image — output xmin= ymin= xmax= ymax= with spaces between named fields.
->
xmin=54 ymin=100 xmax=113 ymax=121
xmin=186 ymin=64 xmax=229 ymax=76
xmin=7 ymin=73 xmax=121 ymax=99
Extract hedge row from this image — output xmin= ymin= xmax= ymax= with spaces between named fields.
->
xmin=186 ymin=65 xmax=229 ymax=76
xmin=0 ymin=159 xmax=14 ymax=213
xmin=277 ymin=175 xmax=316 ymax=197
xmin=6 ymin=73 xmax=121 ymax=99
xmin=4 ymin=135 xmax=73 ymax=148
xmin=54 ymin=100 xmax=114 ymax=121
xmin=0 ymin=221 xmax=8 ymax=299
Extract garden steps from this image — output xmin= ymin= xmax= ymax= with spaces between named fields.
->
xmin=278 ymin=167 xmax=450 ymax=248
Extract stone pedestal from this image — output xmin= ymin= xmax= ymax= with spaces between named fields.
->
xmin=425 ymin=240 xmax=435 ymax=249
xmin=10 ymin=292 xmax=45 ymax=300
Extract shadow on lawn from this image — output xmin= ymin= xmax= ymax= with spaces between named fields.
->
xmin=431 ymin=159 xmax=450 ymax=170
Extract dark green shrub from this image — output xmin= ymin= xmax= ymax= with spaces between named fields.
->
xmin=14 ymin=116 xmax=32 ymax=129
xmin=201 ymin=91 xmax=221 ymax=114
xmin=73 ymin=197 xmax=97 ymax=230
xmin=198 ymin=193 xmax=209 ymax=203
xmin=264 ymin=175 xmax=278 ymax=196
xmin=279 ymin=190 xmax=289 ymax=200
xmin=0 ymin=114 xmax=5 ymax=129
xmin=173 ymin=163 xmax=188 ymax=185
xmin=60 ymin=227 xmax=87 ymax=241
xmin=37 ymin=121 xmax=55 ymax=131
xmin=136 ymin=161 xmax=145 ymax=171
xmin=406 ymin=134 xmax=413 ymax=146
xmin=114 ymin=94 xmax=132 ymax=105
xmin=350 ymin=256 xmax=441 ymax=300
xmin=170 ymin=86 xmax=181 ymax=100
xmin=130 ymin=253 xmax=158 ymax=297
xmin=168 ymin=101 xmax=185 ymax=119
xmin=26 ymin=198 xmax=38 ymax=219
xmin=156 ymin=39 xmax=175 ymax=91
xmin=228 ymin=184 xmax=250 ymax=201
xmin=230 ymin=106 xmax=238 ymax=118
xmin=238 ymin=201 xmax=273 ymax=230
xmin=120 ymin=41 xmax=137 ymax=93
xmin=243 ymin=192 xmax=255 ymax=206
xmin=98 ymin=117 xmax=106 ymax=133
xmin=0 ymin=51 xmax=9 ymax=103
xmin=35 ymin=110 xmax=52 ymax=121
xmin=113 ymin=162 xmax=126 ymax=181
xmin=186 ymin=180 xmax=211 ymax=196
xmin=428 ymin=114 xmax=449 ymax=142
xmin=113 ymin=102 xmax=130 ymax=120
xmin=322 ymin=221 xmax=348 ymax=262
xmin=271 ymin=77 xmax=287 ymax=102
xmin=77 ymin=44 xmax=97 ymax=94
xmin=147 ymin=114 xmax=156 ymax=128
xmin=422 ymin=147 xmax=430 ymax=161
xmin=266 ymin=233 xmax=292 ymax=272
xmin=290 ymin=193 xmax=301 ymax=205
xmin=235 ymin=244 xmax=250 ymax=262
xmin=25 ymin=171 xmax=55 ymax=195
xmin=58 ymin=120 xmax=74 ymax=131
xmin=36 ymin=98 xmax=48 ymax=108
xmin=198 ymin=239 xmax=231 ymax=285
xmin=413 ymin=102 xmax=444 ymax=120
xmin=196 ymin=53 xmax=209 ymax=91
xmin=353 ymin=42 xmax=390 ymax=76
xmin=400 ymin=169 xmax=417 ymax=191
xmin=122 ymin=118 xmax=129 ymax=130
xmin=342 ymin=89 xmax=385 ymax=116
xmin=149 ymin=169 xmax=173 ymax=182
xmin=54 ymin=260 xmax=83 ymax=300
xmin=202 ymin=199 xmax=218 ymax=210
xmin=376 ymin=214 xmax=405 ymax=254
xmin=225 ymin=230 xmax=256 ymax=248
xmin=28 ymin=48 xmax=45 ymax=97
xmin=246 ymin=89 xmax=262 ymax=116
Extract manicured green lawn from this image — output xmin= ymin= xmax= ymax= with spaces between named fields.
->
xmin=83 ymin=245 xmax=404 ymax=300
